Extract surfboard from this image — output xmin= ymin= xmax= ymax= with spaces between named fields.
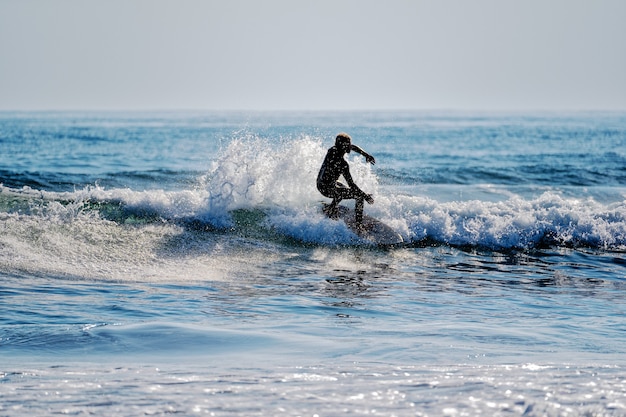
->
xmin=322 ymin=203 xmax=404 ymax=245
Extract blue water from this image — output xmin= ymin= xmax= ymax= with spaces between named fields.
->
xmin=1 ymin=111 xmax=626 ymax=416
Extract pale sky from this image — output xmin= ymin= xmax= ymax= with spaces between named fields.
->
xmin=1 ymin=0 xmax=625 ymax=111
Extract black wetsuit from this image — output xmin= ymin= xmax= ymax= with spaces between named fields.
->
xmin=317 ymin=145 xmax=365 ymax=206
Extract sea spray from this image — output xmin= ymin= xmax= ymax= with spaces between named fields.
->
xmin=197 ymin=134 xmax=377 ymax=227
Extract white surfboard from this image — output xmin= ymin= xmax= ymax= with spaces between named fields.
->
xmin=322 ymin=203 xmax=404 ymax=246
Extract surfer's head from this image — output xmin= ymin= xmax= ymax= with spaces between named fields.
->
xmin=335 ymin=133 xmax=352 ymax=153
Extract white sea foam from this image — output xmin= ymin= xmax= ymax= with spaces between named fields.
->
xmin=2 ymin=135 xmax=625 ymax=250
xmin=189 ymin=135 xmax=626 ymax=249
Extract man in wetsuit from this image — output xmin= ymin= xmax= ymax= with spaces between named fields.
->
xmin=317 ymin=132 xmax=375 ymax=225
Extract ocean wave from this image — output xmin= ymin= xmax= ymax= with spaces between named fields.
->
xmin=1 ymin=136 xmax=625 ymax=256
xmin=1 ymin=181 xmax=625 ymax=252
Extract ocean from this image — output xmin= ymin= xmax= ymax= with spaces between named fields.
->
xmin=1 ymin=110 xmax=625 ymax=416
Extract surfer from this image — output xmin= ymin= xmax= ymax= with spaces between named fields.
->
xmin=317 ymin=132 xmax=375 ymax=225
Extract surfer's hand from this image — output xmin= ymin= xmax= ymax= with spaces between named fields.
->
xmin=364 ymin=193 xmax=374 ymax=204
xmin=365 ymin=154 xmax=376 ymax=165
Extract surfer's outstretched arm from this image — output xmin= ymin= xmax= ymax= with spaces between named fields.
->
xmin=350 ymin=145 xmax=376 ymax=165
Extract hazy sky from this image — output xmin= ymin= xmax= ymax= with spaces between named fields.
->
xmin=1 ymin=0 xmax=625 ymax=111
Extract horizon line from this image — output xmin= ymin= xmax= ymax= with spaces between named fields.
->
xmin=1 ymin=107 xmax=625 ymax=114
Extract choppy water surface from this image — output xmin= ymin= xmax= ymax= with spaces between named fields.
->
xmin=1 ymin=111 xmax=625 ymax=415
